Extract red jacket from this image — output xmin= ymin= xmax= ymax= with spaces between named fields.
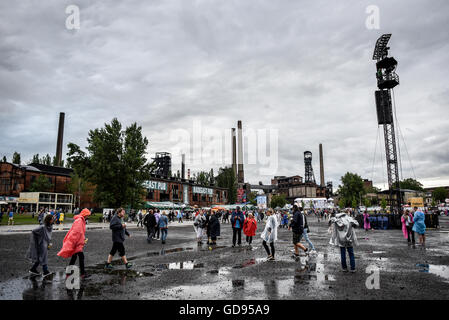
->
xmin=243 ymin=217 xmax=257 ymax=237
xmin=57 ymin=215 xmax=87 ymax=258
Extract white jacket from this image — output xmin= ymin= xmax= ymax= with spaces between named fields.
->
xmin=260 ymin=215 xmax=279 ymax=243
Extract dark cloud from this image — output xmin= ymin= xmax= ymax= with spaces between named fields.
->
xmin=1 ymin=0 xmax=448 ymax=189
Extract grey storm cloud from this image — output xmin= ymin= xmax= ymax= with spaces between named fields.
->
xmin=1 ymin=0 xmax=449 ymax=189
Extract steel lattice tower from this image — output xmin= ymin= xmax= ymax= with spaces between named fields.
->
xmin=373 ymin=34 xmax=402 ymax=214
xmin=304 ymin=151 xmax=316 ymax=184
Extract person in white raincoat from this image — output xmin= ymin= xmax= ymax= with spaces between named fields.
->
xmin=194 ymin=211 xmax=207 ymax=244
xmin=260 ymin=208 xmax=279 ymax=261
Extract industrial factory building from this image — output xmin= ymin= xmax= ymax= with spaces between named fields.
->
xmin=144 ymin=176 xmax=228 ymax=207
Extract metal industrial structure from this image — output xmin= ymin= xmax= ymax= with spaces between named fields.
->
xmin=55 ymin=112 xmax=65 ymax=167
xmin=319 ymin=143 xmax=325 ymax=187
xmin=304 ymin=151 xmax=316 ymax=184
xmin=153 ymin=152 xmax=172 ymax=178
xmin=237 ymin=120 xmax=244 ymax=184
xmin=373 ymin=33 xmax=402 ymax=214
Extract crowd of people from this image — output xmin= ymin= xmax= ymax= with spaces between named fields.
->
xmin=23 ymin=203 xmax=438 ymax=281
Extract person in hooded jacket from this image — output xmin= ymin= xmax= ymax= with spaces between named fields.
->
xmin=105 ymin=208 xmax=132 ymax=269
xmin=208 ymin=210 xmax=221 ymax=247
xmin=230 ymin=206 xmax=245 ymax=247
xmin=260 ymin=208 xmax=278 ymax=260
xmin=194 ymin=211 xmax=207 ymax=244
xmin=57 ymin=208 xmax=91 ymax=279
xmin=28 ymin=214 xmax=54 ymax=277
xmin=143 ymin=210 xmax=157 ymax=243
xmin=329 ymin=212 xmax=359 ymax=272
xmin=243 ymin=212 xmax=257 ymax=245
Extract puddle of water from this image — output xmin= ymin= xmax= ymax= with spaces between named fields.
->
xmin=416 ymin=264 xmax=449 ymax=282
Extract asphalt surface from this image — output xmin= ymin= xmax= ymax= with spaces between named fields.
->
xmin=0 ymin=216 xmax=448 ymax=300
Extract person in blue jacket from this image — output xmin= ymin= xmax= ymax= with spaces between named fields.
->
xmin=230 ymin=206 xmax=245 ymax=247
xmin=412 ymin=206 xmax=426 ymax=247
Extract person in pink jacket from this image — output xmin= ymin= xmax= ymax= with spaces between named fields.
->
xmin=401 ymin=209 xmax=415 ymax=246
xmin=58 ymin=208 xmax=91 ymax=279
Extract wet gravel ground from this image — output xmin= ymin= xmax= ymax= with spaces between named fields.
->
xmin=0 ymin=216 xmax=448 ymax=300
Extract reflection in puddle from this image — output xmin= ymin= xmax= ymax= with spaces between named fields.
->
xmin=416 ymin=264 xmax=449 ymax=282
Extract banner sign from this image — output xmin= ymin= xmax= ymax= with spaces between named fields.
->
xmin=256 ymin=195 xmax=267 ymax=209
xmin=143 ymin=180 xmax=167 ymax=191
xmin=192 ymin=186 xmax=213 ymax=195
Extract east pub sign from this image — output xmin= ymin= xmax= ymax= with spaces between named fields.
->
xmin=143 ymin=180 xmax=167 ymax=191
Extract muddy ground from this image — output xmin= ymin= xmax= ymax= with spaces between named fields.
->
xmin=0 ymin=216 xmax=448 ymax=300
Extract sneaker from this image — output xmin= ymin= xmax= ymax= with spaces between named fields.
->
xmin=342 ymin=268 xmax=348 ymax=273
xmin=126 ymin=262 xmax=133 ymax=269
xmin=104 ymin=263 xmax=114 ymax=270
xmin=42 ymin=271 xmax=53 ymax=278
xmin=29 ymin=269 xmax=40 ymax=276
xmin=268 ymin=256 xmax=275 ymax=261
xmin=350 ymin=269 xmax=356 ymax=273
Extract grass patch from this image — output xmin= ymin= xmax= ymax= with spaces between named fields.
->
xmin=0 ymin=213 xmax=104 ymax=225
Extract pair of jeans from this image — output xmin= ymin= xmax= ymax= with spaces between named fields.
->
xmin=155 ymin=227 xmax=160 ymax=239
xmin=32 ymin=261 xmax=48 ymax=273
xmin=262 ymin=240 xmax=275 ymax=257
xmin=232 ymin=228 xmax=242 ymax=246
xmin=147 ymin=227 xmax=155 ymax=242
xmin=340 ymin=247 xmax=355 ymax=270
xmin=300 ymin=228 xmax=315 ymax=250
xmin=69 ymin=252 xmax=85 ymax=275
xmin=160 ymin=228 xmax=167 ymax=242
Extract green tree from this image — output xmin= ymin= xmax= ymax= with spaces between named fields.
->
xmin=364 ymin=197 xmax=372 ymax=207
xmin=337 ymin=172 xmax=365 ymax=207
xmin=2 ymin=156 xmax=6 ymax=162
xmin=338 ymin=198 xmax=345 ymax=209
xmin=31 ymin=154 xmax=40 ymax=164
xmin=351 ymin=198 xmax=358 ymax=209
xmin=399 ymin=178 xmax=424 ymax=191
xmin=215 ymin=166 xmax=237 ymax=204
xmin=41 ymin=154 xmax=52 ymax=165
xmin=30 ymin=174 xmax=53 ymax=192
xmin=67 ymin=172 xmax=89 ymax=209
xmin=432 ymin=187 xmax=448 ymax=204
xmin=196 ymin=171 xmax=211 ymax=186
xmin=12 ymin=152 xmax=21 ymax=164
xmin=381 ymin=198 xmax=387 ymax=211
xmin=67 ymin=118 xmax=152 ymax=208
xmin=246 ymin=191 xmax=258 ymax=206
xmin=270 ymin=194 xmax=287 ymax=209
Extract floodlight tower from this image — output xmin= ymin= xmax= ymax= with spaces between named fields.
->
xmin=372 ymin=34 xmax=402 ymax=214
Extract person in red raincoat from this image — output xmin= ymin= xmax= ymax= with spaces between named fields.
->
xmin=57 ymin=208 xmax=91 ymax=279
xmin=243 ymin=212 xmax=257 ymax=246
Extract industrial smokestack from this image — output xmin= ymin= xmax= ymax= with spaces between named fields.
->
xmin=55 ymin=112 xmax=65 ymax=167
xmin=232 ymin=128 xmax=237 ymax=178
xmin=181 ymin=154 xmax=185 ymax=179
xmin=237 ymin=120 xmax=244 ymax=184
xmin=319 ymin=143 xmax=324 ymax=187
xmin=187 ymin=168 xmax=190 ymax=180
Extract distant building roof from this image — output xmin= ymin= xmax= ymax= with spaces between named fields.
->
xmin=27 ymin=163 xmax=73 ymax=176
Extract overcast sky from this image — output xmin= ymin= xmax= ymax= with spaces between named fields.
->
xmin=1 ymin=0 xmax=448 ymax=190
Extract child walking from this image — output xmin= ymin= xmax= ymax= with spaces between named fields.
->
xmin=27 ymin=214 xmax=54 ymax=277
